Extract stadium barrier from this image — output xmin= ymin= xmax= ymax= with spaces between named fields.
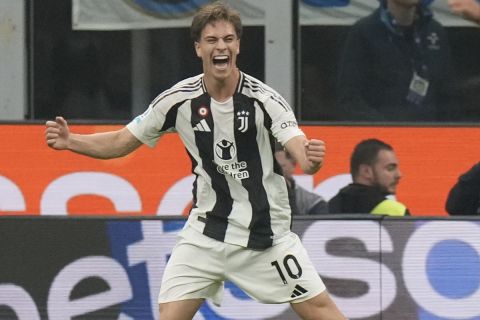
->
xmin=0 ymin=215 xmax=479 ymax=320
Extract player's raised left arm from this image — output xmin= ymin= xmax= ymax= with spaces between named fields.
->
xmin=284 ymin=135 xmax=325 ymax=175
xmin=45 ymin=116 xmax=142 ymax=159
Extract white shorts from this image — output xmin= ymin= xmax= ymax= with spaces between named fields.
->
xmin=158 ymin=226 xmax=326 ymax=306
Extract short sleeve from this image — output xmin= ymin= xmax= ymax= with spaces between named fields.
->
xmin=127 ymin=104 xmax=171 ymax=148
xmin=265 ymin=97 xmax=304 ymax=145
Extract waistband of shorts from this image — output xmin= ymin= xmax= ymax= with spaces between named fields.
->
xmin=180 ymin=223 xmax=296 ymax=249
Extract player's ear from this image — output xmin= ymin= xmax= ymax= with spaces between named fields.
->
xmin=195 ymin=41 xmax=202 ymax=58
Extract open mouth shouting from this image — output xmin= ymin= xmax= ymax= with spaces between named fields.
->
xmin=213 ymin=55 xmax=230 ymax=70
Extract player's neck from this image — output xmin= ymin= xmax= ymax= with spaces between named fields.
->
xmin=204 ymin=68 xmax=240 ymax=102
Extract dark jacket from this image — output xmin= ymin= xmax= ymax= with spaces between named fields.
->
xmin=287 ymin=179 xmax=329 ymax=215
xmin=337 ymin=5 xmax=453 ymax=121
xmin=328 ymin=183 xmax=409 ymax=216
xmin=446 ymin=163 xmax=480 ymax=215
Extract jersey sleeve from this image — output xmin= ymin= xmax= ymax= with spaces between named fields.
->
xmin=264 ymin=96 xmax=304 ymax=145
xmin=126 ymin=94 xmax=178 ymax=148
xmin=126 ymin=104 xmax=167 ymax=148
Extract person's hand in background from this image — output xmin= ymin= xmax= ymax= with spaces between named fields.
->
xmin=448 ymin=0 xmax=480 ymax=24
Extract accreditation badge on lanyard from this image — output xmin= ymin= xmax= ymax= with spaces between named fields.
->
xmin=406 ymin=71 xmax=429 ymax=105
xmin=406 ymin=28 xmax=430 ymax=106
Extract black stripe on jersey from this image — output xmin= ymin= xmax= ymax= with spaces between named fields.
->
xmin=191 ymin=94 xmax=233 ymax=242
xmin=160 ymin=101 xmax=185 ymax=132
xmin=151 ymin=78 xmax=203 ymax=108
xmin=186 ymin=150 xmax=199 ymax=211
xmin=234 ymin=94 xmax=273 ymax=249
xmin=271 ymin=139 xmax=283 ymax=177
xmin=253 ymin=97 xmax=281 ymax=178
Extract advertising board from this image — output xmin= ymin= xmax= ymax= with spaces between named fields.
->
xmin=1 ymin=125 xmax=479 ymax=216
xmin=0 ymin=217 xmax=479 ymax=319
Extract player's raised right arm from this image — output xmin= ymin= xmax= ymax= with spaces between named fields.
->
xmin=45 ymin=116 xmax=142 ymax=159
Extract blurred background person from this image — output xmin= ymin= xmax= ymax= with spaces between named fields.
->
xmin=329 ymin=139 xmax=409 ymax=216
xmin=446 ymin=162 xmax=480 ymax=215
xmin=448 ymin=0 xmax=480 ymax=24
xmin=336 ymin=0 xmax=454 ymax=121
xmin=275 ymin=144 xmax=329 ymax=215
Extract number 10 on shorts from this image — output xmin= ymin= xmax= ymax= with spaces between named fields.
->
xmin=271 ymin=254 xmax=303 ymax=284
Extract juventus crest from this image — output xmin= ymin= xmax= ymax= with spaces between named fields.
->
xmin=236 ymin=110 xmax=249 ymax=133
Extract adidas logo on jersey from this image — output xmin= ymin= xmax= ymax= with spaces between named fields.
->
xmin=290 ymin=284 xmax=308 ymax=298
xmin=193 ymin=119 xmax=211 ymax=132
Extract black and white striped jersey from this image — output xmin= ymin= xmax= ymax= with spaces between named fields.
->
xmin=127 ymin=72 xmax=305 ymax=249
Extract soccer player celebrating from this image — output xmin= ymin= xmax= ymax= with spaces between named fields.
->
xmin=45 ymin=2 xmax=346 ymax=319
